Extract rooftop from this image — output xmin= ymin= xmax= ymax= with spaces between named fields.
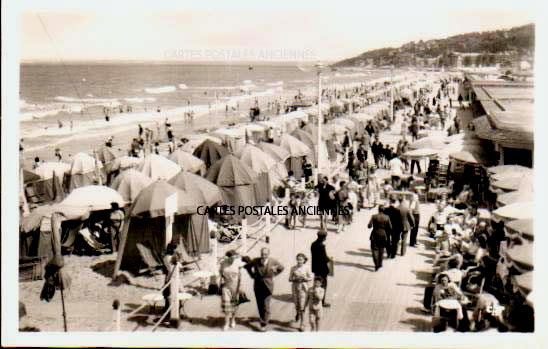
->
xmin=470 ymin=79 xmax=534 ymax=139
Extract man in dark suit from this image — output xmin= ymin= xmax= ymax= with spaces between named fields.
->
xmin=398 ymin=197 xmax=415 ymax=256
xmin=315 ymin=176 xmax=335 ymax=230
xmin=368 ymin=205 xmax=392 ymax=271
xmin=311 ymin=230 xmax=332 ymax=307
xmin=243 ymin=247 xmax=284 ymax=331
xmin=384 ymin=197 xmax=403 ymax=258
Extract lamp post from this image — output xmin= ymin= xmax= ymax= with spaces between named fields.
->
xmin=390 ymin=66 xmax=394 ymax=123
xmin=315 ymin=62 xmax=325 ymax=175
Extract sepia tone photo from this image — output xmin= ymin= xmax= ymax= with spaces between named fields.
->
xmin=3 ymin=0 xmax=542 ymax=346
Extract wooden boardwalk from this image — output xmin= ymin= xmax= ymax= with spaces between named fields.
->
xmin=20 ymin=93 xmax=457 ymax=332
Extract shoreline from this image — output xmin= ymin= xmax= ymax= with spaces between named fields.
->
xmin=19 ymin=71 xmax=410 ymax=167
xmin=20 ymin=87 xmax=301 ymax=166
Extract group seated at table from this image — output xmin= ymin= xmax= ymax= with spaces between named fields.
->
xmin=424 ymin=199 xmax=534 ymax=332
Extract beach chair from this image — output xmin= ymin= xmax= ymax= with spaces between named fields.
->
xmin=176 ymin=242 xmax=201 ymax=272
xmin=136 ymin=242 xmax=164 ymax=274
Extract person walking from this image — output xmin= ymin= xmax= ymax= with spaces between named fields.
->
xmin=398 ymin=197 xmax=415 ymax=256
xmin=315 ymin=176 xmax=335 ymax=230
xmin=367 ymin=204 xmax=392 ymax=271
xmin=384 ymin=197 xmax=403 ymax=259
xmin=310 ymin=230 xmax=332 ymax=307
xmin=302 ymin=157 xmax=313 ymax=184
xmin=410 ymin=194 xmax=421 ymax=247
xmin=243 ymin=247 xmax=284 ymax=331
xmin=219 ymin=250 xmax=243 ymax=331
xmin=304 ymin=277 xmax=325 ymax=331
xmin=288 ymin=253 xmax=314 ymax=331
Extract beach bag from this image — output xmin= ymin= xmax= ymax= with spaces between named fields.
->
xmin=327 ymin=260 xmax=334 ymax=277
xmin=238 ymin=290 xmax=250 ymax=305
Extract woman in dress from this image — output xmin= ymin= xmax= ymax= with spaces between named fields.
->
xmin=288 ymin=253 xmax=314 ymax=331
xmin=219 ymin=250 xmax=243 ymax=331
xmin=432 ymin=273 xmax=468 ymax=327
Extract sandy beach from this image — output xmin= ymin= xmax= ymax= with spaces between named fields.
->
xmin=19 ymin=95 xmax=444 ymax=332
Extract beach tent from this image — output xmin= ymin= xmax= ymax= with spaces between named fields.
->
xmin=70 ymin=152 xmax=101 ymax=174
xmin=34 ymin=162 xmax=71 ymax=180
xmin=205 ymin=154 xmax=259 ymax=223
xmin=279 ymin=134 xmax=312 ymax=180
xmin=505 ymin=219 xmax=533 ymax=241
xmin=332 ymin=118 xmax=356 ymax=134
xmin=96 ymin=146 xmax=121 ymax=164
xmin=168 ymin=171 xmax=223 ymax=206
xmin=212 ymin=128 xmax=246 ymax=153
xmin=236 ymin=145 xmax=277 ymax=203
xmin=257 ymin=142 xmax=290 ymax=162
xmin=19 ymin=204 xmax=90 ymax=265
xmin=110 ymin=169 xmax=154 ymax=203
xmin=291 ymin=129 xmax=320 ymax=166
xmin=27 ymin=168 xmax=67 ymax=204
xmin=105 ymin=156 xmax=143 ymax=173
xmin=323 ymin=124 xmax=347 ymax=141
xmin=113 ymin=180 xmax=208 ymax=275
xmin=23 ymin=169 xmax=41 ymax=184
xmin=138 ymin=154 xmax=181 ymax=181
xmin=193 ymin=139 xmax=230 ymax=169
xmin=302 ymin=123 xmax=319 ymax=140
xmin=168 ymin=149 xmax=206 ymax=175
xmin=67 ymin=152 xmax=106 ymax=191
xmin=256 ymin=142 xmax=290 ymax=186
xmin=243 ymin=123 xmax=268 ymax=144
xmin=492 ymin=201 xmax=533 ymax=222
xmin=344 ymin=116 xmax=365 ymax=136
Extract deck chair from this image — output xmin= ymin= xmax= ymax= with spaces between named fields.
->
xmin=175 ymin=241 xmax=201 ymax=272
xmin=136 ymin=242 xmax=164 ymax=274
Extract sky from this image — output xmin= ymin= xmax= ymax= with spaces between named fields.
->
xmin=19 ymin=0 xmax=537 ymax=62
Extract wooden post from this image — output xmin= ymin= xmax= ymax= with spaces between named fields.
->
xmin=112 ymin=299 xmax=121 ymax=331
xmin=241 ymin=217 xmax=248 ymax=251
xmin=165 ymin=193 xmax=177 ymax=247
xmin=94 ymin=151 xmax=103 ymax=186
xmin=60 ymin=287 xmax=68 ymax=332
xmin=169 ymin=262 xmax=181 ymax=328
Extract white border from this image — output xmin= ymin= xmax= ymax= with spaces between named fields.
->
xmin=3 ymin=0 xmax=547 ymax=347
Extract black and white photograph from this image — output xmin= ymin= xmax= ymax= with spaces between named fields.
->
xmin=2 ymin=0 xmax=545 ymax=347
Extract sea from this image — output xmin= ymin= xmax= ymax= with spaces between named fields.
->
xmin=19 ymin=62 xmax=391 ymax=149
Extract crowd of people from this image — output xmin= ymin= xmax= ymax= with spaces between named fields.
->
xmin=21 ymin=72 xmax=533 ymax=333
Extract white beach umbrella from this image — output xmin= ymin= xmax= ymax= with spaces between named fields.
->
xmin=492 ymin=201 xmax=534 ymax=222
xmin=138 ymin=154 xmax=182 ymax=181
xmin=487 ymin=164 xmax=531 ymax=175
xmin=59 ymin=185 xmax=125 ymax=211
